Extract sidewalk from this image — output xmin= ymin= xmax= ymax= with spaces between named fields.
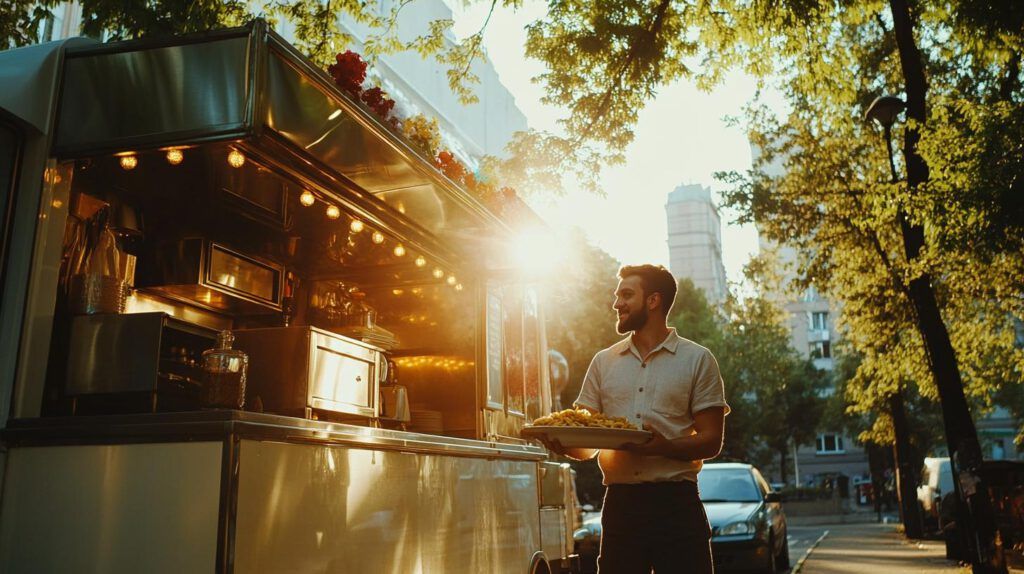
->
xmin=797 ymin=523 xmax=1024 ymax=574
xmin=797 ymin=523 xmax=959 ymax=573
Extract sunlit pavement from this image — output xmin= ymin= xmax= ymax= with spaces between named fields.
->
xmin=795 ymin=523 xmax=962 ymax=574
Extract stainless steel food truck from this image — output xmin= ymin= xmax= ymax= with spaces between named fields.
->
xmin=0 ymin=21 xmax=580 ymax=573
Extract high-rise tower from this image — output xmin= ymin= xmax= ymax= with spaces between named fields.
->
xmin=665 ymin=184 xmax=728 ymax=304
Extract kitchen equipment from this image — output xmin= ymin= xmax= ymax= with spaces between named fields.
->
xmin=232 ymin=326 xmax=385 ymax=419
xmin=200 ymin=330 xmax=249 ymax=409
xmin=379 ymin=386 xmax=410 ymax=423
xmin=65 ymin=312 xmax=217 ymax=413
xmin=137 ymin=238 xmax=284 ymax=314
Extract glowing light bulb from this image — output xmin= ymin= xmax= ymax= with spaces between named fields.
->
xmin=455 ymin=283 xmax=463 ymax=291
xmin=372 ymin=231 xmax=385 ymax=244
xmin=393 ymin=244 xmax=406 ymax=257
xmin=119 ymin=154 xmax=138 ymax=170
xmin=300 ymin=190 xmax=315 ymax=207
xmin=165 ymin=149 xmax=184 ymax=165
xmin=415 ymin=255 xmax=427 ymax=267
xmin=432 ymin=267 xmax=444 ymax=279
xmin=326 ymin=205 xmax=341 ymax=219
xmin=350 ymin=219 xmax=364 ymax=233
xmin=446 ymin=275 xmax=457 ymax=286
xmin=227 ymin=149 xmax=245 ymax=168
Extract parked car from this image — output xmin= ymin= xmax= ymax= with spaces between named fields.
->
xmin=572 ymin=513 xmax=601 ymax=574
xmin=699 ymin=463 xmax=790 ymax=573
xmin=916 ymin=457 xmax=954 ymax=532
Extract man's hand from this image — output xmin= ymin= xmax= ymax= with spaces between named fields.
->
xmin=622 ymin=425 xmax=677 ymax=457
xmin=621 ymin=407 xmax=725 ymax=461
xmin=538 ymin=436 xmax=598 ymax=461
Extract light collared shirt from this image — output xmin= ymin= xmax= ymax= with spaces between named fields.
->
xmin=575 ymin=328 xmax=730 ymax=485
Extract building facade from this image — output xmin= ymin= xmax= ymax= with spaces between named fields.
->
xmin=665 ymin=184 xmax=728 ymax=305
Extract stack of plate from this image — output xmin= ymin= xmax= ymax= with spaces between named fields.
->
xmin=409 ymin=409 xmax=444 ymax=434
xmin=338 ymin=325 xmax=399 ymax=350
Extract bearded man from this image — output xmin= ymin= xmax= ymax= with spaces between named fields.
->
xmin=551 ymin=264 xmax=729 ymax=573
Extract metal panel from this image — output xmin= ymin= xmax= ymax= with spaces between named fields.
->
xmin=234 ymin=439 xmax=541 ymax=573
xmin=539 ymin=508 xmax=567 ymax=567
xmin=0 ymin=442 xmax=222 ymax=573
xmin=54 ymin=36 xmax=251 ymax=154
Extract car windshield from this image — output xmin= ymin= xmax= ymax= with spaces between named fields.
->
xmin=698 ymin=469 xmax=762 ymax=502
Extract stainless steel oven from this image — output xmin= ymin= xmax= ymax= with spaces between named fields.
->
xmin=232 ymin=326 xmax=384 ymax=419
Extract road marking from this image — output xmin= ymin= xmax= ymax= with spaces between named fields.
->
xmin=792 ymin=530 xmax=830 ymax=573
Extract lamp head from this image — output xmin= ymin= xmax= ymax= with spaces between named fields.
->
xmin=865 ymin=95 xmax=906 ymax=129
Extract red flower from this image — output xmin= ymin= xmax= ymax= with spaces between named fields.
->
xmin=361 ymin=87 xmax=396 ymax=122
xmin=328 ymin=51 xmax=366 ymax=97
xmin=435 ymin=151 xmax=466 ymax=182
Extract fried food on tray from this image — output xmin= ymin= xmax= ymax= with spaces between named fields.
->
xmin=531 ymin=408 xmax=637 ymax=430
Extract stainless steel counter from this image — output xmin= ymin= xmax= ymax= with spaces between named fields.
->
xmin=2 ymin=410 xmax=548 ymax=462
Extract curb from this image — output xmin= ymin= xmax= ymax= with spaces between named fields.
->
xmin=792 ymin=530 xmax=829 ymax=573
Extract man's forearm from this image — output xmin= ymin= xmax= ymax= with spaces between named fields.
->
xmin=661 ymin=433 xmax=722 ymax=461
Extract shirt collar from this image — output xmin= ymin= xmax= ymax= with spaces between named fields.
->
xmin=616 ymin=328 xmax=680 ymax=356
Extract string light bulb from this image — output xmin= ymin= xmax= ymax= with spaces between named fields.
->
xmin=300 ymin=190 xmax=315 ymax=207
xmin=326 ymin=205 xmax=341 ymax=219
xmin=393 ymin=244 xmax=406 ymax=257
xmin=455 ymin=283 xmax=464 ymax=291
xmin=372 ymin=231 xmax=385 ymax=244
xmin=415 ymin=255 xmax=427 ymax=267
xmin=119 ymin=154 xmax=138 ymax=170
xmin=432 ymin=267 xmax=444 ymax=279
xmin=165 ymin=149 xmax=184 ymax=165
xmin=446 ymin=275 xmax=457 ymax=286
xmin=227 ymin=149 xmax=246 ymax=168
xmin=350 ymin=219 xmax=365 ymax=233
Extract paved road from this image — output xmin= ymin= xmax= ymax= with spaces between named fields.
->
xmin=783 ymin=525 xmax=829 ymax=573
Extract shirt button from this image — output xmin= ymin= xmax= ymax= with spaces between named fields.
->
xmin=639 ymin=387 xmax=644 ymax=392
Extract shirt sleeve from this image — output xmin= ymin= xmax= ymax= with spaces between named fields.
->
xmin=691 ymin=349 xmax=730 ymax=416
xmin=574 ymin=354 xmax=602 ymax=412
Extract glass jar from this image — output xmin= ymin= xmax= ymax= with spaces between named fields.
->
xmin=201 ymin=330 xmax=248 ymax=409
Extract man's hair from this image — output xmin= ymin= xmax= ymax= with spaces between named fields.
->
xmin=618 ymin=264 xmax=677 ymax=315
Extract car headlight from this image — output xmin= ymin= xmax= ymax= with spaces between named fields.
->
xmin=717 ymin=520 xmax=753 ymax=536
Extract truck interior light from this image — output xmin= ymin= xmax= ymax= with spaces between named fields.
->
xmin=393 ymin=244 xmax=406 ymax=257
xmin=432 ymin=267 xmax=444 ymax=279
xmin=227 ymin=149 xmax=245 ymax=168
xmin=119 ymin=154 xmax=138 ymax=170
xmin=326 ymin=205 xmax=341 ymax=219
xmin=372 ymin=231 xmax=385 ymax=244
xmin=165 ymin=149 xmax=184 ymax=165
xmin=415 ymin=255 xmax=427 ymax=267
xmin=300 ymin=190 xmax=315 ymax=207
xmin=350 ymin=219 xmax=365 ymax=233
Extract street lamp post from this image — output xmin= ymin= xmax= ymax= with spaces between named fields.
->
xmin=865 ymin=96 xmax=924 ymax=539
xmin=866 ymin=95 xmax=1005 ymax=572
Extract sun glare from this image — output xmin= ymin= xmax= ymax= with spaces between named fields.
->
xmin=511 ymin=228 xmax=569 ymax=277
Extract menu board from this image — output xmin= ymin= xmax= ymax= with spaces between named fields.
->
xmin=485 ymin=288 xmax=504 ymax=409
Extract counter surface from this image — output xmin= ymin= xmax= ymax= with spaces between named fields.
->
xmin=3 ymin=410 xmax=548 ymax=461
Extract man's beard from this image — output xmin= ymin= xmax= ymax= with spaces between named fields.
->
xmin=616 ymin=306 xmax=648 ymax=334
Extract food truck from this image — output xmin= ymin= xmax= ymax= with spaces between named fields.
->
xmin=0 ymin=21 xmax=580 ymax=573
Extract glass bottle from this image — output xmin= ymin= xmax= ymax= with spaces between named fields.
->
xmin=201 ymin=330 xmax=248 ymax=409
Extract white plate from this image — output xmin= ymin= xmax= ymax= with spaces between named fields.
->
xmin=522 ymin=425 xmax=652 ymax=450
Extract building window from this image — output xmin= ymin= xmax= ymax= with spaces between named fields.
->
xmin=810 ymin=340 xmax=831 ymax=359
xmin=811 ymin=311 xmax=829 ymax=331
xmin=816 ymin=433 xmax=845 ymax=454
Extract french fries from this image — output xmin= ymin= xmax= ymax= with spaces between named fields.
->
xmin=531 ymin=408 xmax=637 ymax=430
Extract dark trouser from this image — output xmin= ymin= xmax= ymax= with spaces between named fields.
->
xmin=598 ymin=481 xmax=713 ymax=574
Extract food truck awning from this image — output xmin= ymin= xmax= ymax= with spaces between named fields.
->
xmin=51 ymin=21 xmax=514 ymax=271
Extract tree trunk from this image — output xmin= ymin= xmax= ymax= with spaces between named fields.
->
xmin=887 ymin=0 xmax=1004 ymax=571
xmin=891 ymin=392 xmax=924 ymax=538
xmin=779 ymin=448 xmax=788 ymax=488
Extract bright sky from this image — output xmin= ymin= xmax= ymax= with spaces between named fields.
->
xmin=451 ymin=1 xmax=775 ymax=288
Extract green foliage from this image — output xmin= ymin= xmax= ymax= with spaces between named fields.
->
xmin=2 ymin=0 xmax=57 ymax=47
